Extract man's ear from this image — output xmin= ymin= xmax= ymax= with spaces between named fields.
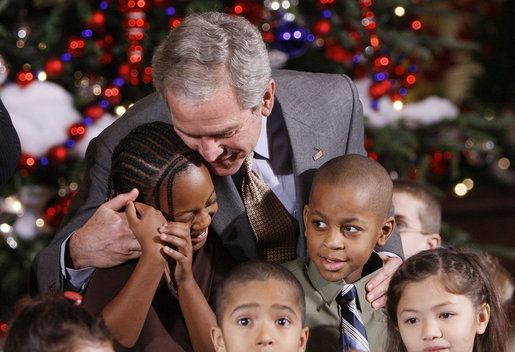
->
xmin=261 ymin=79 xmax=275 ymax=117
xmin=377 ymin=216 xmax=395 ymax=247
xmin=210 ymin=326 xmax=226 ymax=352
xmin=303 ymin=204 xmax=310 ymax=237
xmin=425 ymin=233 xmax=441 ymax=249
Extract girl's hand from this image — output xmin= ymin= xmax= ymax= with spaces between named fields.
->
xmin=125 ymin=202 xmax=167 ymax=265
xmin=158 ymin=222 xmax=195 ymax=286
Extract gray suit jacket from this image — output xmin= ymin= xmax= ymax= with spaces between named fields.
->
xmin=32 ymin=69 xmax=402 ymax=294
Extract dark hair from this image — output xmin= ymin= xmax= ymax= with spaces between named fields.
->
xmin=215 ymin=260 xmax=306 ymax=326
xmin=311 ymin=154 xmax=393 ymax=217
xmin=386 ymin=248 xmax=508 ymax=352
xmin=393 ymin=178 xmax=442 ymax=234
xmin=4 ymin=293 xmax=112 ymax=352
xmin=107 ymin=121 xmax=204 ymax=220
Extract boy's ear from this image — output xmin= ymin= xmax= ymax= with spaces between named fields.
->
xmin=210 ymin=326 xmax=226 ymax=352
xmin=299 ymin=326 xmax=310 ymax=352
xmin=425 ymin=233 xmax=441 ymax=249
xmin=303 ymin=204 xmax=309 ymax=237
xmin=476 ymin=302 xmax=491 ymax=335
xmin=376 ymin=216 xmax=395 ymax=247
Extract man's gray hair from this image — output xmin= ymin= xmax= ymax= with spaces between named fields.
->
xmin=152 ymin=12 xmax=271 ymax=110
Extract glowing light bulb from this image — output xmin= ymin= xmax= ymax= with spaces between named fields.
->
xmin=38 ymin=71 xmax=47 ymax=81
xmin=36 ymin=218 xmax=45 ymax=228
xmin=454 ymin=183 xmax=468 ymax=197
xmin=393 ymin=100 xmax=404 ymax=110
xmin=498 ymin=157 xmax=510 ymax=170
xmin=115 ymin=105 xmax=127 ymax=117
xmin=394 ymin=6 xmax=405 ymax=16
xmin=462 ymin=178 xmax=474 ymax=190
xmin=0 ymin=223 xmax=12 ymax=233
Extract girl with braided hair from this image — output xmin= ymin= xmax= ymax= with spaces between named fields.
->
xmin=82 ymin=121 xmax=236 ymax=352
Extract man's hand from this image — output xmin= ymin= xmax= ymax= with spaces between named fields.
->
xmin=69 ymin=189 xmax=141 ymax=269
xmin=365 ymin=256 xmax=402 ymax=309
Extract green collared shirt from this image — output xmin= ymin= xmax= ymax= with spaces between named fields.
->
xmin=284 ymin=253 xmax=388 ymax=352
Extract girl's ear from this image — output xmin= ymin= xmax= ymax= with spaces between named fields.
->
xmin=475 ymin=302 xmax=491 ymax=335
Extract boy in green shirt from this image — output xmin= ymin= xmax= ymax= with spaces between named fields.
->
xmin=284 ymin=154 xmax=395 ymax=352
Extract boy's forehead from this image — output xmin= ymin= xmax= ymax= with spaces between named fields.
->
xmin=225 ymin=279 xmax=301 ymax=310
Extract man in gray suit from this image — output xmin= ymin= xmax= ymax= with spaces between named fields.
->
xmin=33 ymin=12 xmax=402 ymax=308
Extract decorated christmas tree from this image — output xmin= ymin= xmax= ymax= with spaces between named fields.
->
xmin=0 ymin=0 xmax=513 ymax=327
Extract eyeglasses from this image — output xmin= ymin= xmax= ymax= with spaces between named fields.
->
xmin=397 ymin=224 xmax=432 ymax=235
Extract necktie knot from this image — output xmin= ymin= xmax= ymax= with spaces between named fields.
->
xmin=242 ymin=152 xmax=254 ymax=176
xmin=340 ymin=284 xmax=358 ymax=304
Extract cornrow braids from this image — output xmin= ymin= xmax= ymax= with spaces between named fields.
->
xmin=107 ymin=121 xmax=204 ymax=220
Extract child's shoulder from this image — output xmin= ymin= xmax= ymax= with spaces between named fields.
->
xmin=282 ymin=256 xmax=310 ymax=275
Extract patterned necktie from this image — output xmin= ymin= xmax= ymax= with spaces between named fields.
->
xmin=241 ymin=152 xmax=296 ymax=263
xmin=337 ymin=284 xmax=370 ymax=352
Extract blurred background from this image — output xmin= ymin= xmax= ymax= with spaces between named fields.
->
xmin=0 ymin=0 xmax=513 ymax=334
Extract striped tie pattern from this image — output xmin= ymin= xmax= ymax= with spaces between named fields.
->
xmin=241 ymin=152 xmax=297 ymax=263
xmin=337 ymin=284 xmax=370 ymax=352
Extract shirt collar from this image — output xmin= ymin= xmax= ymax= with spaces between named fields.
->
xmin=253 ymin=115 xmax=269 ymax=159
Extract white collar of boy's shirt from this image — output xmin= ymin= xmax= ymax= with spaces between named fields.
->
xmin=253 ymin=115 xmax=269 ymax=160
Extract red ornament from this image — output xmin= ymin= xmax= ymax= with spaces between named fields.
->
xmin=119 ymin=0 xmax=151 ymax=13
xmin=88 ymin=10 xmax=106 ymax=29
xmin=311 ymin=19 xmax=331 ymax=36
xmin=67 ymin=36 xmax=86 ymax=57
xmin=84 ymin=104 xmax=104 ymax=121
xmin=391 ymin=93 xmax=402 ymax=102
xmin=153 ymin=0 xmax=170 ymax=7
xmin=429 ymin=151 xmax=449 ymax=176
xmin=118 ymin=62 xmax=131 ymax=81
xmin=411 ymin=20 xmax=422 ymax=31
xmin=352 ymin=64 xmax=368 ymax=79
xmin=324 ymin=43 xmax=352 ymax=63
xmin=142 ymin=66 xmax=152 ymax=84
xmin=43 ymin=191 xmax=77 ymax=228
xmin=44 ymin=57 xmax=64 ymax=79
xmin=367 ymin=152 xmax=378 ymax=160
xmin=364 ymin=136 xmax=374 ymax=152
xmin=103 ymin=84 xmax=122 ymax=105
xmin=18 ymin=153 xmax=37 ymax=174
xmin=261 ymin=31 xmax=274 ymax=43
xmin=128 ymin=44 xmax=143 ymax=63
xmin=369 ymin=80 xmax=392 ymax=99
xmin=0 ymin=320 xmax=8 ymax=339
xmin=15 ymin=71 xmax=34 ymax=87
xmin=169 ymin=16 xmax=182 ymax=29
xmin=404 ymin=74 xmax=417 ymax=86
xmin=68 ymin=123 xmax=87 ymax=141
xmin=228 ymin=1 xmax=264 ymax=24
xmin=47 ymin=146 xmax=68 ymax=165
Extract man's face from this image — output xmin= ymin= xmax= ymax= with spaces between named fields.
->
xmin=304 ymin=182 xmax=393 ymax=283
xmin=168 ymin=82 xmax=273 ymax=176
xmin=393 ymin=192 xmax=440 ymax=258
xmin=211 ymin=279 xmax=309 ymax=352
